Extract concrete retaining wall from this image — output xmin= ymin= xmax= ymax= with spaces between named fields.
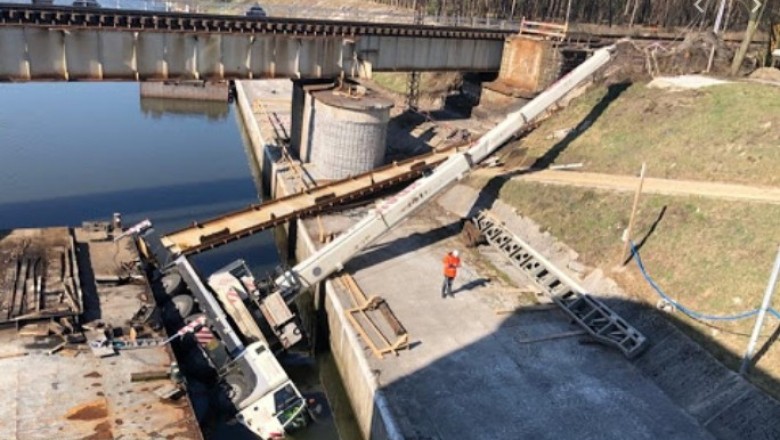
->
xmin=290 ymin=212 xmax=399 ymax=440
xmin=235 ymin=81 xmax=274 ymax=195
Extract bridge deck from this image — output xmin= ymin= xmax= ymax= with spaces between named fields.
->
xmin=0 ymin=3 xmax=510 ymax=39
xmin=0 ymin=3 xmax=507 ymax=81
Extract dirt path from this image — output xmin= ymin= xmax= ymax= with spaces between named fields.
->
xmin=476 ymin=169 xmax=780 ymax=204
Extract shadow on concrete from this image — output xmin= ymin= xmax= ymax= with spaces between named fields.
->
xmin=347 ymin=221 xmax=463 ymax=273
xmin=385 ymin=102 xmax=474 ymax=162
xmin=451 ymin=277 xmax=490 ymax=296
xmin=77 ymin=241 xmax=101 ymax=323
xmin=423 ymin=102 xmax=475 ymax=122
xmin=361 ymin=294 xmax=780 ymax=439
xmin=466 ymin=173 xmax=513 ymax=219
xmin=531 ymin=82 xmax=631 ymax=170
xmin=385 ymin=111 xmax=435 ymax=161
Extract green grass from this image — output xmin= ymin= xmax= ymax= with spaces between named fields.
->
xmin=486 ymin=180 xmax=780 ymax=314
xmin=522 ymin=82 xmax=780 ymax=186
xmin=372 ymin=72 xmax=461 ymax=96
xmin=373 ymin=73 xmax=409 ymax=95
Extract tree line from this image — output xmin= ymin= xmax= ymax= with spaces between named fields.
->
xmin=374 ymin=0 xmax=779 ymax=31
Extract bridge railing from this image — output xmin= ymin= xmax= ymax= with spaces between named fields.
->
xmin=4 ymin=0 xmax=520 ymax=31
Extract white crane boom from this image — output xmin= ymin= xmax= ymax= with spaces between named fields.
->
xmin=273 ymin=44 xmax=618 ymax=299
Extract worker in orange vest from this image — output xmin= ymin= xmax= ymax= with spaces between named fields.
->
xmin=441 ymin=250 xmax=461 ymax=298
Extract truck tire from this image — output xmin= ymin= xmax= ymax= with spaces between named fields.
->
xmin=224 ymin=372 xmax=252 ymax=406
xmin=162 ymin=271 xmax=185 ymax=296
xmin=171 ymin=294 xmax=195 ymax=318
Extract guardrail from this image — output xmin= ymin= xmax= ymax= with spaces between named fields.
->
xmin=2 ymin=0 xmax=520 ymax=30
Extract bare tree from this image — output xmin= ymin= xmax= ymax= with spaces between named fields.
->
xmin=730 ymin=0 xmax=769 ymax=75
xmin=372 ymin=0 xmax=757 ymax=30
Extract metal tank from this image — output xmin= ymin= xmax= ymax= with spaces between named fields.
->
xmin=308 ymin=88 xmax=393 ymax=180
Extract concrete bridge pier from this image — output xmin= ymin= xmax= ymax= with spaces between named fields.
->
xmin=484 ymin=36 xmax=566 ymax=100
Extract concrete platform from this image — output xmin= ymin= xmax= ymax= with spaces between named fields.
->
xmin=328 ymin=201 xmax=713 ymax=440
xmin=0 ymin=228 xmax=201 ymax=440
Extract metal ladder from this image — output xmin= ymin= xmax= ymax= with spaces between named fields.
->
xmin=473 ymin=210 xmax=647 ymax=358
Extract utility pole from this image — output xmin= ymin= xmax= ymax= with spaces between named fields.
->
xmin=621 ymin=163 xmax=647 ymax=264
xmin=731 ymin=0 xmax=767 ymax=75
xmin=706 ymin=0 xmax=728 ymax=72
xmin=740 ymin=245 xmax=780 ymax=375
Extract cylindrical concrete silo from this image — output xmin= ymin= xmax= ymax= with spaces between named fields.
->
xmin=309 ymin=90 xmax=393 ymax=180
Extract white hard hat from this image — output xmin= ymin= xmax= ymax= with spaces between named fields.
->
xmin=452 ymin=250 xmax=459 ymax=257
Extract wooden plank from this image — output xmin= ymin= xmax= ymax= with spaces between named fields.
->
xmin=1 ymin=265 xmax=16 ymax=317
xmin=130 ymin=370 xmax=171 ymax=382
xmin=346 ymin=309 xmax=384 ymax=359
xmin=360 ymin=306 xmax=393 ymax=347
xmin=68 ymin=234 xmax=83 ymax=313
xmin=18 ymin=322 xmax=50 ymax=336
xmin=16 ymin=259 xmax=29 ymax=318
xmin=377 ymin=300 xmax=406 ymax=336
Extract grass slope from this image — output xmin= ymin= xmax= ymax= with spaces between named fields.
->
xmin=522 ymin=82 xmax=780 ymax=185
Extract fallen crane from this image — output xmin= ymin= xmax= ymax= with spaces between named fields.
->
xmin=132 ymin=43 xmax=624 ymax=439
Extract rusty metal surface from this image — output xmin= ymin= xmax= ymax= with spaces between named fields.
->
xmin=0 ymin=228 xmax=82 ymax=324
xmin=0 ymin=230 xmax=202 ymax=440
xmin=498 ymin=37 xmax=548 ymax=92
xmin=162 ymin=144 xmax=463 ymax=256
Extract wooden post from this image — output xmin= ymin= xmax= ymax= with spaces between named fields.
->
xmin=621 ymin=163 xmax=647 ymax=263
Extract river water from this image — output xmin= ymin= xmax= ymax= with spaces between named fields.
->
xmin=0 ymin=82 xmax=355 ymax=440
xmin=0 ymin=82 xmax=278 ymax=275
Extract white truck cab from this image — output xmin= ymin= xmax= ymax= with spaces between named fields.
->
xmin=234 ymin=342 xmax=309 ymax=439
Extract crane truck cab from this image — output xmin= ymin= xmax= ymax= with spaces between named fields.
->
xmin=232 ymin=342 xmax=309 ymax=439
xmin=172 ymin=256 xmax=311 ymax=439
xmin=134 ymin=225 xmax=310 ymax=439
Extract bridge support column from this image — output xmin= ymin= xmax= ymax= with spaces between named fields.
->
xmin=484 ymin=36 xmax=563 ymax=99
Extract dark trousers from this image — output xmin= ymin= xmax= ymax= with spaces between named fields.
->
xmin=442 ymin=276 xmax=454 ymax=297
